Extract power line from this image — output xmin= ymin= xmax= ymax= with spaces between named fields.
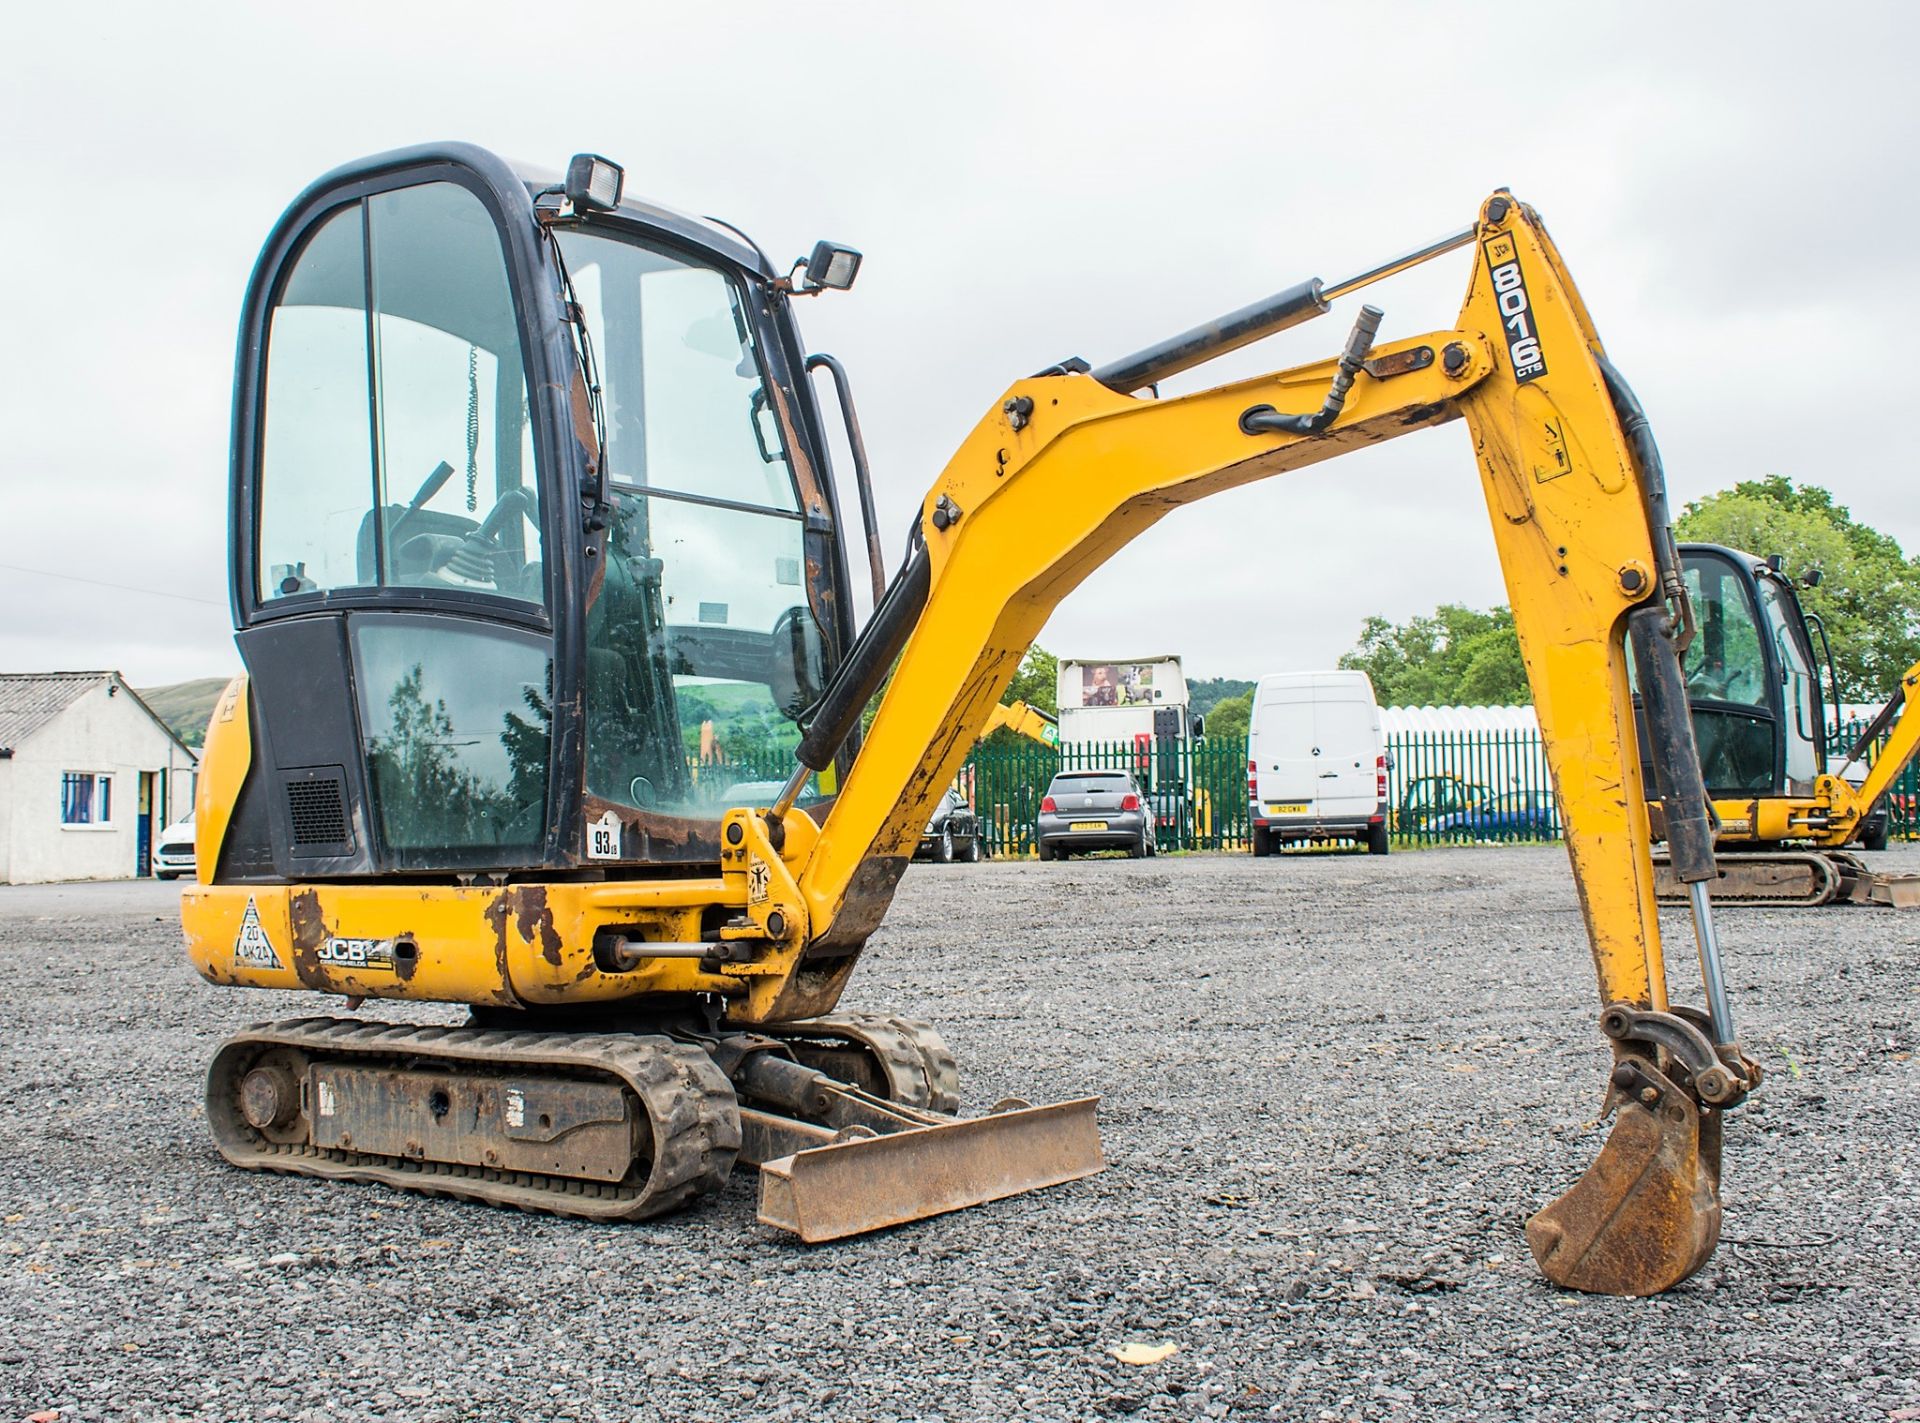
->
xmin=0 ymin=561 xmax=226 ymax=608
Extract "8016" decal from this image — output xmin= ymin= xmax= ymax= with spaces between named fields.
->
xmin=1483 ymin=233 xmax=1547 ymax=383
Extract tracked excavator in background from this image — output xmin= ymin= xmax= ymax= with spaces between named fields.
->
xmin=185 ymin=143 xmax=1762 ymax=1296
xmin=1649 ymin=544 xmax=1920 ymax=906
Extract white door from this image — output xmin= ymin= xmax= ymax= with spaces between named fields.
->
xmin=1254 ymin=694 xmax=1317 ymax=812
xmin=1311 ymin=697 xmax=1378 ymax=819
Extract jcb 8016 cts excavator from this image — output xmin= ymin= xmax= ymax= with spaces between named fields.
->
xmin=1649 ymin=544 xmax=1920 ymax=905
xmin=185 ymin=143 xmax=1760 ymax=1296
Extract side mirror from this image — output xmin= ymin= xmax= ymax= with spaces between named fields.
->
xmin=803 ymin=241 xmax=862 ymax=292
xmin=1802 ymin=568 xmax=1823 ymax=589
xmin=1190 ymin=715 xmax=1205 ymax=738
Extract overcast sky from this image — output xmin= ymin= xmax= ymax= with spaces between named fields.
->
xmin=4 ymin=2 xmax=1918 ymax=690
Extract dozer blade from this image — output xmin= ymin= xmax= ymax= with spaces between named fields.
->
xmin=1525 ymin=1068 xmax=1722 ymax=1296
xmin=757 ymin=1096 xmax=1104 ymax=1242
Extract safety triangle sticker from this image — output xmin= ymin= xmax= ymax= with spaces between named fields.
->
xmin=232 ymin=896 xmax=284 ymax=970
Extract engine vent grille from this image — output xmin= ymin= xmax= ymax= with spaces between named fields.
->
xmin=285 ymin=775 xmax=349 ymax=851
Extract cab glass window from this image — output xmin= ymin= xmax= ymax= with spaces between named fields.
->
xmin=352 ymin=616 xmax=552 ymax=857
xmin=1757 ymin=575 xmax=1821 ymax=790
xmin=1677 ymin=556 xmax=1774 ymax=793
xmin=555 ymin=229 xmax=829 ymax=829
xmin=257 ymin=207 xmax=374 ymax=598
xmin=256 ymin=182 xmax=544 ymax=607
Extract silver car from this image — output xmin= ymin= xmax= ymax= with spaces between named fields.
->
xmin=1036 ymin=770 xmax=1154 ymax=860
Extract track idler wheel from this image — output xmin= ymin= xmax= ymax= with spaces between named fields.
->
xmin=1525 ymin=1054 xmax=1723 ymax=1296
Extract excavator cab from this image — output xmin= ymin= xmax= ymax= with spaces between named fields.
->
xmin=1667 ymin=544 xmax=1830 ymax=799
xmin=221 ymin=145 xmax=864 ymax=883
xmin=1642 ymin=544 xmax=1920 ymax=904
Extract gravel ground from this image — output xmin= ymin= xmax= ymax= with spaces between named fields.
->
xmin=2 ymin=846 xmax=1917 ymax=1422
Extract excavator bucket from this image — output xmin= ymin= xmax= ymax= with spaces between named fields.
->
xmin=756 ymin=1096 xmax=1104 ymax=1242
xmin=1525 ymin=1074 xmax=1723 ymax=1296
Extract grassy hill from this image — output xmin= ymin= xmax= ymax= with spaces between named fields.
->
xmin=137 ymin=677 xmax=229 ymax=748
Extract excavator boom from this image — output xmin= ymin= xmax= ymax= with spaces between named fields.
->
xmin=184 ymin=151 xmax=1757 ymax=1293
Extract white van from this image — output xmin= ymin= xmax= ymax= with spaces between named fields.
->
xmin=1247 ymin=671 xmax=1388 ymax=856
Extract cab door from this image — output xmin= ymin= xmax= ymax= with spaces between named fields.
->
xmin=233 ymin=163 xmax=564 ymax=879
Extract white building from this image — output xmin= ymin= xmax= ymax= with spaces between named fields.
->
xmin=0 ymin=672 xmax=198 ymax=884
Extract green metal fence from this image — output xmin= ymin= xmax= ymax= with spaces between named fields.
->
xmin=685 ymin=712 xmax=1919 ymax=856
xmin=1385 ymin=726 xmax=1557 ymax=847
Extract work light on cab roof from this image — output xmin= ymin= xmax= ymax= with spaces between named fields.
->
xmin=563 ymin=152 xmax=623 ymax=211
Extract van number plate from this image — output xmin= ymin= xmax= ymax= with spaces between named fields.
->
xmin=1267 ymin=803 xmax=1309 ymax=815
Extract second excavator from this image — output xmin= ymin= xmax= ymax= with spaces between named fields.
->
xmin=185 ymin=144 xmax=1763 ymax=1296
xmin=1649 ymin=543 xmax=1920 ymax=906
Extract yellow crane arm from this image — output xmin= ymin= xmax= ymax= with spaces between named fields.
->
xmin=1817 ymin=658 xmax=1920 ymax=841
xmin=981 ymin=700 xmax=1059 ymax=747
xmin=787 ymin=195 xmax=1672 ymax=1019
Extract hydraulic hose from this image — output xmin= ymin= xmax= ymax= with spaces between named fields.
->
xmin=1238 ymin=306 xmax=1384 ymax=437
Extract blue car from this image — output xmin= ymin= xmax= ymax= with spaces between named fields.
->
xmin=1431 ymin=790 xmax=1558 ymax=839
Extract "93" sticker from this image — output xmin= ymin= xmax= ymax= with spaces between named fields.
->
xmin=1483 ymin=233 xmax=1547 ymax=384
xmin=586 ymin=810 xmax=622 ymax=861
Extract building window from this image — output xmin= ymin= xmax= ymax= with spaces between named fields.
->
xmin=61 ymin=773 xmax=111 ymax=825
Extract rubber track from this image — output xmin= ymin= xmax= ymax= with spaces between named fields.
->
xmin=207 ymin=1017 xmax=741 ymax=1220
xmin=764 ymin=1012 xmax=961 ymax=1114
xmin=1653 ymin=850 xmax=1865 ymax=907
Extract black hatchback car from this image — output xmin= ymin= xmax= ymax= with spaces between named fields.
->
xmin=1035 ymin=770 xmax=1155 ymax=860
xmin=917 ymin=787 xmax=985 ymax=862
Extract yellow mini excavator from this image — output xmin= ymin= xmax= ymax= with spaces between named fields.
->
xmin=1648 ymin=544 xmax=1920 ymax=906
xmin=185 ymin=144 xmax=1763 ymax=1296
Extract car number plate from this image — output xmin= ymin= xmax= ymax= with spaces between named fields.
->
xmin=1267 ymin=803 xmax=1309 ymax=815
xmin=1069 ymin=820 xmax=1107 ymax=832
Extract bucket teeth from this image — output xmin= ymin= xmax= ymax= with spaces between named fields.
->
xmin=1525 ymin=1062 xmax=1722 ymax=1296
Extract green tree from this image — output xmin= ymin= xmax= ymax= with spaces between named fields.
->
xmin=1674 ymin=476 xmax=1920 ymax=702
xmin=1187 ymin=676 xmax=1255 ymax=718
xmin=1205 ymin=691 xmax=1252 ymax=739
xmin=1003 ymin=645 xmax=1060 ymax=716
xmin=1339 ymin=604 xmax=1529 ymax=706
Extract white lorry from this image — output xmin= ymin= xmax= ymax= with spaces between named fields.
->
xmin=1247 ymin=670 xmax=1388 ymax=856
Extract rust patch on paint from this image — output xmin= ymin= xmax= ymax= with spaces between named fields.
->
xmin=484 ymin=892 xmax=513 ymax=985
xmin=287 ymin=888 xmax=328 ymax=988
xmin=506 ymin=885 xmax=564 ymax=966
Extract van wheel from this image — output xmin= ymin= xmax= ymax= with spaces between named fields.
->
xmin=1862 ymin=817 xmax=1890 ymax=852
xmin=1251 ymin=828 xmax=1270 ymax=858
xmin=1367 ymin=822 xmax=1390 ymax=856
